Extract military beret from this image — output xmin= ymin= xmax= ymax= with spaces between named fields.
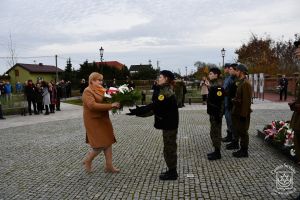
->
xmin=294 ymin=40 xmax=300 ymax=48
xmin=236 ymin=64 xmax=248 ymax=75
xmin=160 ymin=70 xmax=175 ymax=81
xmin=209 ymin=67 xmax=221 ymax=76
xmin=230 ymin=63 xmax=238 ymax=69
xmin=224 ymin=63 xmax=231 ymax=68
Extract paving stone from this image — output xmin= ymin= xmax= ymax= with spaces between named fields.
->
xmin=0 ymin=105 xmax=299 ymax=199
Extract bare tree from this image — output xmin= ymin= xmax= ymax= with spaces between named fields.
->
xmin=7 ymin=33 xmax=17 ymax=68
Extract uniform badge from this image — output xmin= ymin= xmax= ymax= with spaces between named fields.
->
xmin=158 ymin=95 xmax=165 ymax=101
xmin=217 ymin=91 xmax=222 ymax=96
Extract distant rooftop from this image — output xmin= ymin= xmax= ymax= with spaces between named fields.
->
xmin=8 ymin=63 xmax=64 ymax=73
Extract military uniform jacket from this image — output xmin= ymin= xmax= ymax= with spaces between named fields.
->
xmin=232 ymin=78 xmax=252 ymax=117
xmin=207 ymin=79 xmax=224 ymax=118
xmin=290 ymin=79 xmax=300 ymax=131
xmin=134 ymin=84 xmax=179 ymax=130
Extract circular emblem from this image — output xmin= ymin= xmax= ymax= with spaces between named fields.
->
xmin=158 ymin=95 xmax=165 ymax=101
xmin=217 ymin=91 xmax=222 ymax=96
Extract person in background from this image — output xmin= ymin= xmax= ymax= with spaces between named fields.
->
xmin=0 ymin=83 xmax=5 ymax=120
xmin=4 ymin=81 xmax=12 ymax=102
xmin=182 ymin=81 xmax=187 ymax=107
xmin=60 ymin=80 xmax=66 ymax=99
xmin=80 ymin=79 xmax=88 ymax=95
xmin=200 ymin=76 xmax=209 ymax=105
xmin=16 ymin=82 xmax=23 ymax=93
xmin=141 ymin=90 xmax=146 ymax=105
xmin=66 ymin=81 xmax=72 ymax=98
xmin=56 ymin=82 xmax=62 ymax=111
xmin=279 ymin=74 xmax=288 ymax=101
xmin=35 ymin=83 xmax=43 ymax=114
xmin=49 ymin=82 xmax=57 ymax=113
xmin=41 ymin=81 xmax=50 ymax=115
xmin=25 ymin=80 xmax=38 ymax=115
xmin=128 ymin=80 xmax=135 ymax=89
xmin=174 ymin=79 xmax=184 ymax=108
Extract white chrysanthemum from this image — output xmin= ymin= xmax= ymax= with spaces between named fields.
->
xmin=118 ymin=84 xmax=130 ymax=94
xmin=290 ymin=149 xmax=296 ymax=157
xmin=104 ymin=93 xmax=112 ymax=98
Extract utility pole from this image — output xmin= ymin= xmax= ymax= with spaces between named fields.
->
xmin=55 ymin=54 xmax=58 ymax=82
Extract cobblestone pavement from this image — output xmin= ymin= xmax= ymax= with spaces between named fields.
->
xmin=0 ymin=103 xmax=299 ymax=199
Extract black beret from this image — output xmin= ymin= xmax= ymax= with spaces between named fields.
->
xmin=294 ymin=40 xmax=300 ymax=48
xmin=224 ymin=63 xmax=231 ymax=68
xmin=209 ymin=67 xmax=221 ymax=75
xmin=230 ymin=63 xmax=238 ymax=69
xmin=236 ymin=64 xmax=248 ymax=75
xmin=160 ymin=70 xmax=175 ymax=81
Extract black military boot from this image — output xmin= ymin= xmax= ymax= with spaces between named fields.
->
xmin=222 ymin=131 xmax=232 ymax=142
xmin=159 ymin=168 xmax=178 ymax=181
xmin=232 ymin=148 xmax=248 ymax=158
xmin=207 ymin=148 xmax=221 ymax=160
xmin=226 ymin=141 xmax=239 ymax=150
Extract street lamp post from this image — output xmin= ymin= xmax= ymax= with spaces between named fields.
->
xmin=99 ymin=46 xmax=104 ymax=73
xmin=221 ymin=48 xmax=226 ymax=67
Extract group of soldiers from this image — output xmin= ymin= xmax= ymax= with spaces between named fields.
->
xmin=206 ymin=40 xmax=300 ymax=167
xmin=206 ymin=63 xmax=252 ymax=160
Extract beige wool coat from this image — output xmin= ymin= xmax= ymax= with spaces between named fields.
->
xmin=82 ymin=87 xmax=116 ymax=148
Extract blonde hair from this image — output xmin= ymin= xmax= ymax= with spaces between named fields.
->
xmin=88 ymin=72 xmax=103 ymax=85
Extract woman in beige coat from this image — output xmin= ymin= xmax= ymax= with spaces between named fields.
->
xmin=82 ymin=72 xmax=120 ymax=173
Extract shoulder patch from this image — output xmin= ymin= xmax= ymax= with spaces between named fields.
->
xmin=158 ymin=94 xmax=165 ymax=101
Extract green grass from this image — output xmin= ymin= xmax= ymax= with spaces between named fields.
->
xmin=63 ymin=99 xmax=83 ymax=106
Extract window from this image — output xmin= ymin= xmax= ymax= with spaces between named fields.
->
xmin=15 ymin=70 xmax=19 ymax=77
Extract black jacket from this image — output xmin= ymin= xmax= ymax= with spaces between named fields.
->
xmin=207 ymin=79 xmax=224 ymax=118
xmin=25 ymin=85 xmax=36 ymax=101
xmin=131 ymin=84 xmax=179 ymax=130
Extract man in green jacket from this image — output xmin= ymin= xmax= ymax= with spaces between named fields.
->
xmin=231 ymin=64 xmax=252 ymax=158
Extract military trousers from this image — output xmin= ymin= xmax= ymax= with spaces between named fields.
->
xmin=232 ymin=114 xmax=250 ymax=149
xmin=224 ymin=106 xmax=234 ymax=139
xmin=162 ymin=129 xmax=178 ymax=170
xmin=209 ymin=115 xmax=222 ymax=149
xmin=294 ymin=131 xmax=300 ymax=162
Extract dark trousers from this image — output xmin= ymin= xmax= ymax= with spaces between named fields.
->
xmin=280 ymin=88 xmax=287 ymax=100
xmin=294 ymin=131 xmax=300 ymax=163
xmin=37 ymin=102 xmax=43 ymax=113
xmin=45 ymin=105 xmax=49 ymax=114
xmin=209 ymin=115 xmax=222 ymax=149
xmin=224 ymin=107 xmax=233 ymax=139
xmin=162 ymin=129 xmax=178 ymax=170
xmin=56 ymin=99 xmax=61 ymax=110
xmin=232 ymin=115 xmax=250 ymax=149
xmin=27 ymin=100 xmax=37 ymax=114
xmin=50 ymin=104 xmax=55 ymax=113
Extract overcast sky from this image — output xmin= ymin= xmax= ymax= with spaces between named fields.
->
xmin=0 ymin=0 xmax=299 ymax=75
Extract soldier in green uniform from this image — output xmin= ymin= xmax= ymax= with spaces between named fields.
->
xmin=207 ymin=67 xmax=224 ymax=160
xmin=127 ymin=70 xmax=179 ymax=180
xmin=231 ymin=64 xmax=252 ymax=158
xmin=290 ymin=40 xmax=300 ymax=166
